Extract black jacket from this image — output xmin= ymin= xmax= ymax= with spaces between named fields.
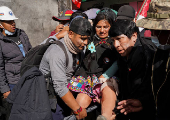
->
xmin=0 ymin=28 xmax=32 ymax=93
xmin=74 ymin=35 xmax=118 ymax=78
xmin=116 ymin=38 xmax=155 ymax=120
xmin=152 ymin=45 xmax=170 ymax=120
xmin=6 ymin=67 xmax=52 ymax=120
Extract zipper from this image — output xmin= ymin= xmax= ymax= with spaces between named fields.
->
xmin=20 ymin=35 xmax=28 ymax=55
xmin=151 ymin=50 xmax=170 ymax=114
xmin=12 ymin=42 xmax=25 ymax=58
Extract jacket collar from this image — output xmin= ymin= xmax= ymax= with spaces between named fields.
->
xmin=0 ymin=28 xmax=21 ymax=42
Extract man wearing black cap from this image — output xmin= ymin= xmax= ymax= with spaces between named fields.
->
xmin=39 ymin=17 xmax=92 ymax=120
xmin=117 ymin=5 xmax=152 ymax=39
xmin=117 ymin=5 xmax=135 ymax=21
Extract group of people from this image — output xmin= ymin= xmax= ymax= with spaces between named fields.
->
xmin=0 ymin=0 xmax=170 ymax=120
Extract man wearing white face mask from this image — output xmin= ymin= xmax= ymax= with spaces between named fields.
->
xmin=0 ymin=6 xmax=32 ymax=119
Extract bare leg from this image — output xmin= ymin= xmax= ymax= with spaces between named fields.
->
xmin=76 ymin=93 xmax=92 ymax=109
xmin=101 ymin=86 xmax=117 ymax=120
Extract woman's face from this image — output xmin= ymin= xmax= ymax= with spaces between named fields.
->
xmin=0 ymin=20 xmax=16 ymax=36
xmin=95 ymin=19 xmax=111 ymax=39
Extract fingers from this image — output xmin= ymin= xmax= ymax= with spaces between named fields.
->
xmin=117 ymin=99 xmax=135 ymax=108
xmin=75 ymin=108 xmax=87 ymax=120
xmin=117 ymin=100 xmax=128 ymax=110
xmin=3 ymin=91 xmax=10 ymax=99
xmin=117 ymin=99 xmax=143 ymax=115
xmin=119 ymin=106 xmax=131 ymax=115
xmin=56 ymin=24 xmax=64 ymax=28
xmin=118 ymin=100 xmax=127 ymax=106
xmin=63 ymin=26 xmax=69 ymax=31
xmin=94 ymin=96 xmax=101 ymax=104
xmin=111 ymin=114 xmax=116 ymax=120
xmin=55 ymin=24 xmax=64 ymax=33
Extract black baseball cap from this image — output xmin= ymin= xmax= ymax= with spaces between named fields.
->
xmin=69 ymin=16 xmax=92 ymax=36
xmin=117 ymin=5 xmax=135 ymax=21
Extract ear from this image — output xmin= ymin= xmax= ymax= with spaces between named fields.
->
xmin=131 ymin=32 xmax=137 ymax=43
xmin=68 ymin=30 xmax=74 ymax=39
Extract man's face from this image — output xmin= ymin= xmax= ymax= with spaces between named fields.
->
xmin=111 ymin=33 xmax=137 ymax=57
xmin=69 ymin=31 xmax=89 ymax=51
xmin=0 ymin=20 xmax=16 ymax=35
xmin=152 ymin=30 xmax=170 ymax=45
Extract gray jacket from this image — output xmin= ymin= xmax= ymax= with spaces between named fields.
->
xmin=39 ymin=37 xmax=81 ymax=97
xmin=0 ymin=28 xmax=32 ymax=93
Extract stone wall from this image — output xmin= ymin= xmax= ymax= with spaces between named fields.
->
xmin=0 ymin=0 xmax=71 ymax=46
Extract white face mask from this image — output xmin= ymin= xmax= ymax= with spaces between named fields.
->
xmin=0 ymin=23 xmax=16 ymax=36
xmin=151 ymin=36 xmax=160 ymax=47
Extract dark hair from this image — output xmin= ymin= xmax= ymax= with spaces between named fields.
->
xmin=69 ymin=11 xmax=88 ymax=23
xmin=93 ymin=13 xmax=114 ymax=35
xmin=109 ymin=19 xmax=139 ymax=39
xmin=69 ymin=17 xmax=92 ymax=36
xmin=98 ymin=7 xmax=117 ymax=21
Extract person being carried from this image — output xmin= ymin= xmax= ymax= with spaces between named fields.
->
xmin=67 ymin=8 xmax=119 ymax=120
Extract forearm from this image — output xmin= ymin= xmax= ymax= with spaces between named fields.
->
xmin=0 ymin=84 xmax=10 ymax=94
xmin=0 ymin=70 xmax=10 ymax=93
xmin=0 ymin=76 xmax=10 ymax=93
xmin=102 ymin=61 xmax=118 ymax=79
xmin=61 ymin=90 xmax=80 ymax=111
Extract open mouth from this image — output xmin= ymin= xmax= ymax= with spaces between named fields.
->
xmin=100 ymin=33 xmax=105 ymax=36
xmin=118 ymin=50 xmax=124 ymax=54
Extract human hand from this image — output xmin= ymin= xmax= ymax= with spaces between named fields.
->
xmin=63 ymin=26 xmax=69 ymax=31
xmin=3 ymin=91 xmax=10 ymax=99
xmin=117 ymin=99 xmax=143 ymax=115
xmin=94 ymin=96 xmax=101 ymax=104
xmin=56 ymin=29 xmax=68 ymax=40
xmin=55 ymin=24 xmax=64 ymax=33
xmin=111 ymin=114 xmax=116 ymax=120
xmin=75 ymin=108 xmax=87 ymax=120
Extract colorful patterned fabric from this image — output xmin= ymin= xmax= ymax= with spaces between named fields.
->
xmin=67 ymin=75 xmax=101 ymax=102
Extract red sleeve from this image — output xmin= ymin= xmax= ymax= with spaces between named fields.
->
xmin=49 ymin=30 xmax=56 ymax=37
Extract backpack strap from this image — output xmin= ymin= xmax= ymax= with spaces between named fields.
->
xmin=44 ymin=39 xmax=69 ymax=78
xmin=52 ymin=40 xmax=69 ymax=67
xmin=45 ymin=38 xmax=69 ymax=67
